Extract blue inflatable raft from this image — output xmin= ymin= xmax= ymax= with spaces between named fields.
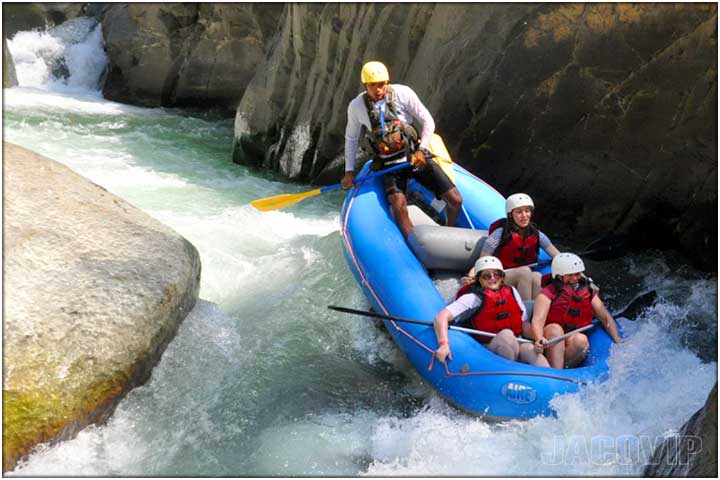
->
xmin=339 ymin=158 xmax=618 ymax=419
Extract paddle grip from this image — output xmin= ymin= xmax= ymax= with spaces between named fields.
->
xmin=352 ymin=161 xmax=412 ymax=185
xmin=320 ymin=162 xmax=411 ymax=195
xmin=320 ymin=183 xmax=343 ymax=194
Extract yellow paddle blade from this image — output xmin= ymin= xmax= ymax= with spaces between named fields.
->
xmin=429 ymin=133 xmax=455 ymax=182
xmin=251 ymin=188 xmax=322 ymax=211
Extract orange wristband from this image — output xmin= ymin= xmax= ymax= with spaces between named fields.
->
xmin=439 ymin=340 xmax=449 ymax=346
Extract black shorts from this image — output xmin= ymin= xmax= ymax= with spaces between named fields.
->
xmin=384 ymin=159 xmax=455 ymax=198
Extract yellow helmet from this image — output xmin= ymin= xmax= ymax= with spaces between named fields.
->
xmin=361 ymin=61 xmax=389 ymax=84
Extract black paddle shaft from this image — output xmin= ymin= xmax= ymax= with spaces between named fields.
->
xmin=580 ymin=234 xmax=627 ymax=261
xmin=328 ymin=305 xmax=534 ymax=343
xmin=612 ymin=290 xmax=657 ymax=320
xmin=328 ymin=305 xmax=434 ymax=327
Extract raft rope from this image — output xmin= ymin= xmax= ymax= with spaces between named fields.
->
xmin=341 ymin=188 xmax=388 ymax=311
xmin=341 ymin=174 xmax=588 ymax=387
xmin=392 ymin=321 xmax=587 ymax=385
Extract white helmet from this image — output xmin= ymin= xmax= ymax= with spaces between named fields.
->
xmin=505 ymin=193 xmax=534 ymax=214
xmin=474 ymin=255 xmax=504 ymax=274
xmin=551 ymin=253 xmax=585 ymax=278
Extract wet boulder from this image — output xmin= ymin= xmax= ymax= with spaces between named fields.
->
xmin=2 ymin=143 xmax=201 ymax=472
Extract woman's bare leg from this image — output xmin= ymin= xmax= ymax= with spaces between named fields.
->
xmin=504 ymin=267 xmax=535 ymax=300
xmin=488 ymin=329 xmax=520 ymax=361
xmin=564 ymin=333 xmax=590 ymax=368
xmin=543 ymin=323 xmax=565 ymax=369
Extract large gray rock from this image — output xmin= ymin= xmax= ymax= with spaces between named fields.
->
xmin=231 ymin=3 xmax=717 ymax=270
xmin=644 ymin=382 xmax=717 ymax=477
xmin=2 ymin=143 xmax=201 ymax=472
xmin=101 ymin=3 xmax=282 ymax=109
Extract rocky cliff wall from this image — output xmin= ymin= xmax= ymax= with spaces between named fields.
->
xmin=457 ymin=4 xmax=717 ymax=268
xmin=230 ymin=3 xmax=717 ymax=270
xmin=2 ymin=143 xmax=201 ymax=472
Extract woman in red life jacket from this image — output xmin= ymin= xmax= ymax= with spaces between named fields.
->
xmin=461 ymin=193 xmax=560 ymax=300
xmin=530 ymin=253 xmax=623 ymax=369
xmin=434 ymin=256 xmax=549 ymax=367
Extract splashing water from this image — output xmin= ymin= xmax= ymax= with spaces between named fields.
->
xmin=8 ymin=16 xmax=107 ymax=93
xmin=4 ymin=18 xmax=717 ymax=476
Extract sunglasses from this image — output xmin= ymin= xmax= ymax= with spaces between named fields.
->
xmin=479 ymin=271 xmax=504 ymax=280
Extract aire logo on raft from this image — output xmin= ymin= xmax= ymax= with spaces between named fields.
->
xmin=501 ymin=382 xmax=537 ymax=404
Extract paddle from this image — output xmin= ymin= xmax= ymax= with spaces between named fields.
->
xmin=544 ymin=290 xmax=657 ymax=347
xmin=609 ymin=289 xmax=658 ymax=321
xmin=328 ymin=305 xmax=533 ymax=344
xmin=528 ymin=237 xmax=628 ymax=269
xmin=544 ymin=322 xmax=597 ymax=347
xmin=251 ymin=162 xmax=411 ymax=211
xmin=580 ymin=233 xmax=627 ymax=261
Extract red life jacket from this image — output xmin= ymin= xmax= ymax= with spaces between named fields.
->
xmin=457 ymin=284 xmax=523 ymax=343
xmin=544 ymin=282 xmax=595 ymax=332
xmin=488 ymin=218 xmax=540 ymax=268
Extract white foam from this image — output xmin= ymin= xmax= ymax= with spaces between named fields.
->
xmin=249 ymin=412 xmax=378 ymax=475
xmin=7 ymin=30 xmax=64 ymax=87
xmin=4 ymin=87 xmax=144 ymax=115
xmin=7 ymin=17 xmax=107 ymax=93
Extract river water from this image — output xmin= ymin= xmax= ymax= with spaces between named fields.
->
xmin=5 ymin=18 xmax=717 ymax=476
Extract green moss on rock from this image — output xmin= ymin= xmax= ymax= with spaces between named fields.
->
xmin=2 ymin=368 xmax=129 ymax=472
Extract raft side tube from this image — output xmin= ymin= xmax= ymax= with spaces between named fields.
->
xmin=407 ymin=205 xmax=439 ymax=227
xmin=408 ymin=224 xmax=489 ymax=271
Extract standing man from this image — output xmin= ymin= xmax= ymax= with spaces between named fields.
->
xmin=341 ymin=61 xmax=463 ymax=237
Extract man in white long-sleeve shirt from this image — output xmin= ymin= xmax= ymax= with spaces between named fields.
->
xmin=341 ymin=61 xmax=462 ymax=237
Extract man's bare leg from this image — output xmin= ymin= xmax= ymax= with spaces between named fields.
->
xmin=388 ymin=191 xmax=413 ymax=237
xmin=441 ymin=187 xmax=463 ymax=227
